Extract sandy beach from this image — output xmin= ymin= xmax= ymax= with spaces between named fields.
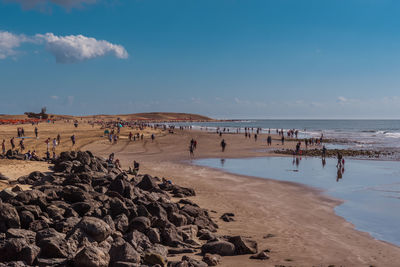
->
xmin=1 ymin=120 xmax=400 ymax=266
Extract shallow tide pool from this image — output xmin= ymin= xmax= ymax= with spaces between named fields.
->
xmin=194 ymin=157 xmax=400 ymax=246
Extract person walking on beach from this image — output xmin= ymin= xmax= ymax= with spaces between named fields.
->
xmin=34 ymin=127 xmax=38 ymax=139
xmin=189 ymin=144 xmax=194 ymax=158
xmin=151 ymin=134 xmax=155 ymax=142
xmin=220 ymin=139 xmax=226 ymax=152
xmin=71 ymin=135 xmax=76 ymax=146
xmin=267 ymin=135 xmax=272 ymax=146
xmin=129 ymin=132 xmax=133 ymax=141
xmin=19 ymin=139 xmax=25 ymax=152
xmin=2 ymin=140 xmax=5 ymax=154
xmin=10 ymin=137 xmax=15 ymax=150
xmin=281 ymin=135 xmax=285 ymax=145
xmin=52 ymin=138 xmax=57 ymax=152
xmin=45 ymin=138 xmax=50 ymax=151
xmin=57 ymin=134 xmax=61 ymax=144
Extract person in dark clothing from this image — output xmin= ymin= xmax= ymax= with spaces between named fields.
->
xmin=322 ymin=145 xmax=327 ymax=159
xmin=220 ymin=139 xmax=226 ymax=152
xmin=71 ymin=135 xmax=76 ymax=146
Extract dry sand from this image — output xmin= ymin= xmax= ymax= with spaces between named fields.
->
xmin=1 ymin=120 xmax=400 ymax=266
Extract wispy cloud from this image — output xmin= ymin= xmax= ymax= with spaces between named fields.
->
xmin=36 ymin=33 xmax=128 ymax=63
xmin=0 ymin=29 xmax=128 ymax=63
xmin=0 ymin=31 xmax=30 ymax=59
xmin=3 ymin=0 xmax=98 ymax=11
xmin=337 ymin=96 xmax=348 ymax=103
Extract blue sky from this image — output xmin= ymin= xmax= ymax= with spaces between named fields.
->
xmin=1 ymin=0 xmax=400 ymax=119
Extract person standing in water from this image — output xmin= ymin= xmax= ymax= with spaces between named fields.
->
xmin=336 ymin=152 xmax=343 ymax=168
xmin=322 ymin=145 xmax=327 ymax=159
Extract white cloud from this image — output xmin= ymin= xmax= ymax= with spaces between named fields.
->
xmin=0 ymin=31 xmax=29 ymax=59
xmin=0 ymin=29 xmax=128 ymax=63
xmin=4 ymin=0 xmax=98 ymax=10
xmin=50 ymin=95 xmax=59 ymax=100
xmin=36 ymin=33 xmax=128 ymax=63
xmin=337 ymin=96 xmax=348 ymax=103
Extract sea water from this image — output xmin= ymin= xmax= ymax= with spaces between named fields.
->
xmin=195 ymin=156 xmax=400 ymax=246
xmin=166 ymin=120 xmax=400 ymax=151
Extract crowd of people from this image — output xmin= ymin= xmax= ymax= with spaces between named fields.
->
xmin=1 ymin=119 xmax=350 ymax=184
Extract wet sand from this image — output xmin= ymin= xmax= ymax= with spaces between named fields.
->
xmin=83 ymin=128 xmax=400 ymax=266
xmin=1 ymin=121 xmax=400 ymax=266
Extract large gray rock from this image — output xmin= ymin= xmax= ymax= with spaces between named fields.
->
xmin=0 ymin=202 xmax=20 ymax=232
xmin=0 ymin=188 xmax=17 ymax=202
xmin=73 ymin=245 xmax=110 ymax=267
xmin=203 ymin=253 xmax=221 ymax=266
xmin=201 ymin=240 xmax=235 ymax=256
xmin=109 ymin=238 xmax=141 ymax=264
xmin=37 ymin=232 xmax=72 ymax=258
xmin=62 ymin=186 xmax=91 ymax=203
xmin=129 ymin=216 xmax=150 ymax=233
xmin=143 ymin=252 xmax=167 ymax=267
xmin=77 ymin=216 xmax=112 ymax=242
xmin=0 ymin=173 xmax=9 ymax=181
xmin=6 ymin=229 xmax=36 ymax=244
xmin=115 ymin=214 xmax=129 ymax=233
xmin=227 ymin=236 xmax=258 ymax=255
xmin=0 ymin=237 xmax=40 ymax=265
xmin=36 ymin=257 xmax=68 ymax=267
xmin=137 ymin=175 xmax=160 ymax=192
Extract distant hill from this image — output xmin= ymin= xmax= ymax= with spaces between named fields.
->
xmin=0 ymin=112 xmax=213 ymax=121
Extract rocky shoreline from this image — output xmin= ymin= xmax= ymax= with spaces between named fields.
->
xmin=274 ymin=148 xmax=394 ymax=158
xmin=0 ymin=151 xmax=263 ymax=267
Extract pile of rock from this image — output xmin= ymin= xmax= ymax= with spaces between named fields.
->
xmin=275 ymin=148 xmax=383 ymax=158
xmin=0 ymin=151 xmax=261 ymax=267
xmin=0 ymin=150 xmax=26 ymax=161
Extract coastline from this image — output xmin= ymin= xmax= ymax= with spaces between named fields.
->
xmin=82 ymin=128 xmax=400 ymax=266
xmin=1 ymin=120 xmax=400 ymax=265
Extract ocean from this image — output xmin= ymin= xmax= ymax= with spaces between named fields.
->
xmin=195 ymin=157 xmax=400 ymax=246
xmin=170 ymin=119 xmax=400 ymax=246
xmin=167 ymin=119 xmax=400 ymax=152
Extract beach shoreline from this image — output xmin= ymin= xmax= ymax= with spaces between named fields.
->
xmin=81 ymin=127 xmax=400 ymax=266
xmin=1 ymin=120 xmax=400 ymax=266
